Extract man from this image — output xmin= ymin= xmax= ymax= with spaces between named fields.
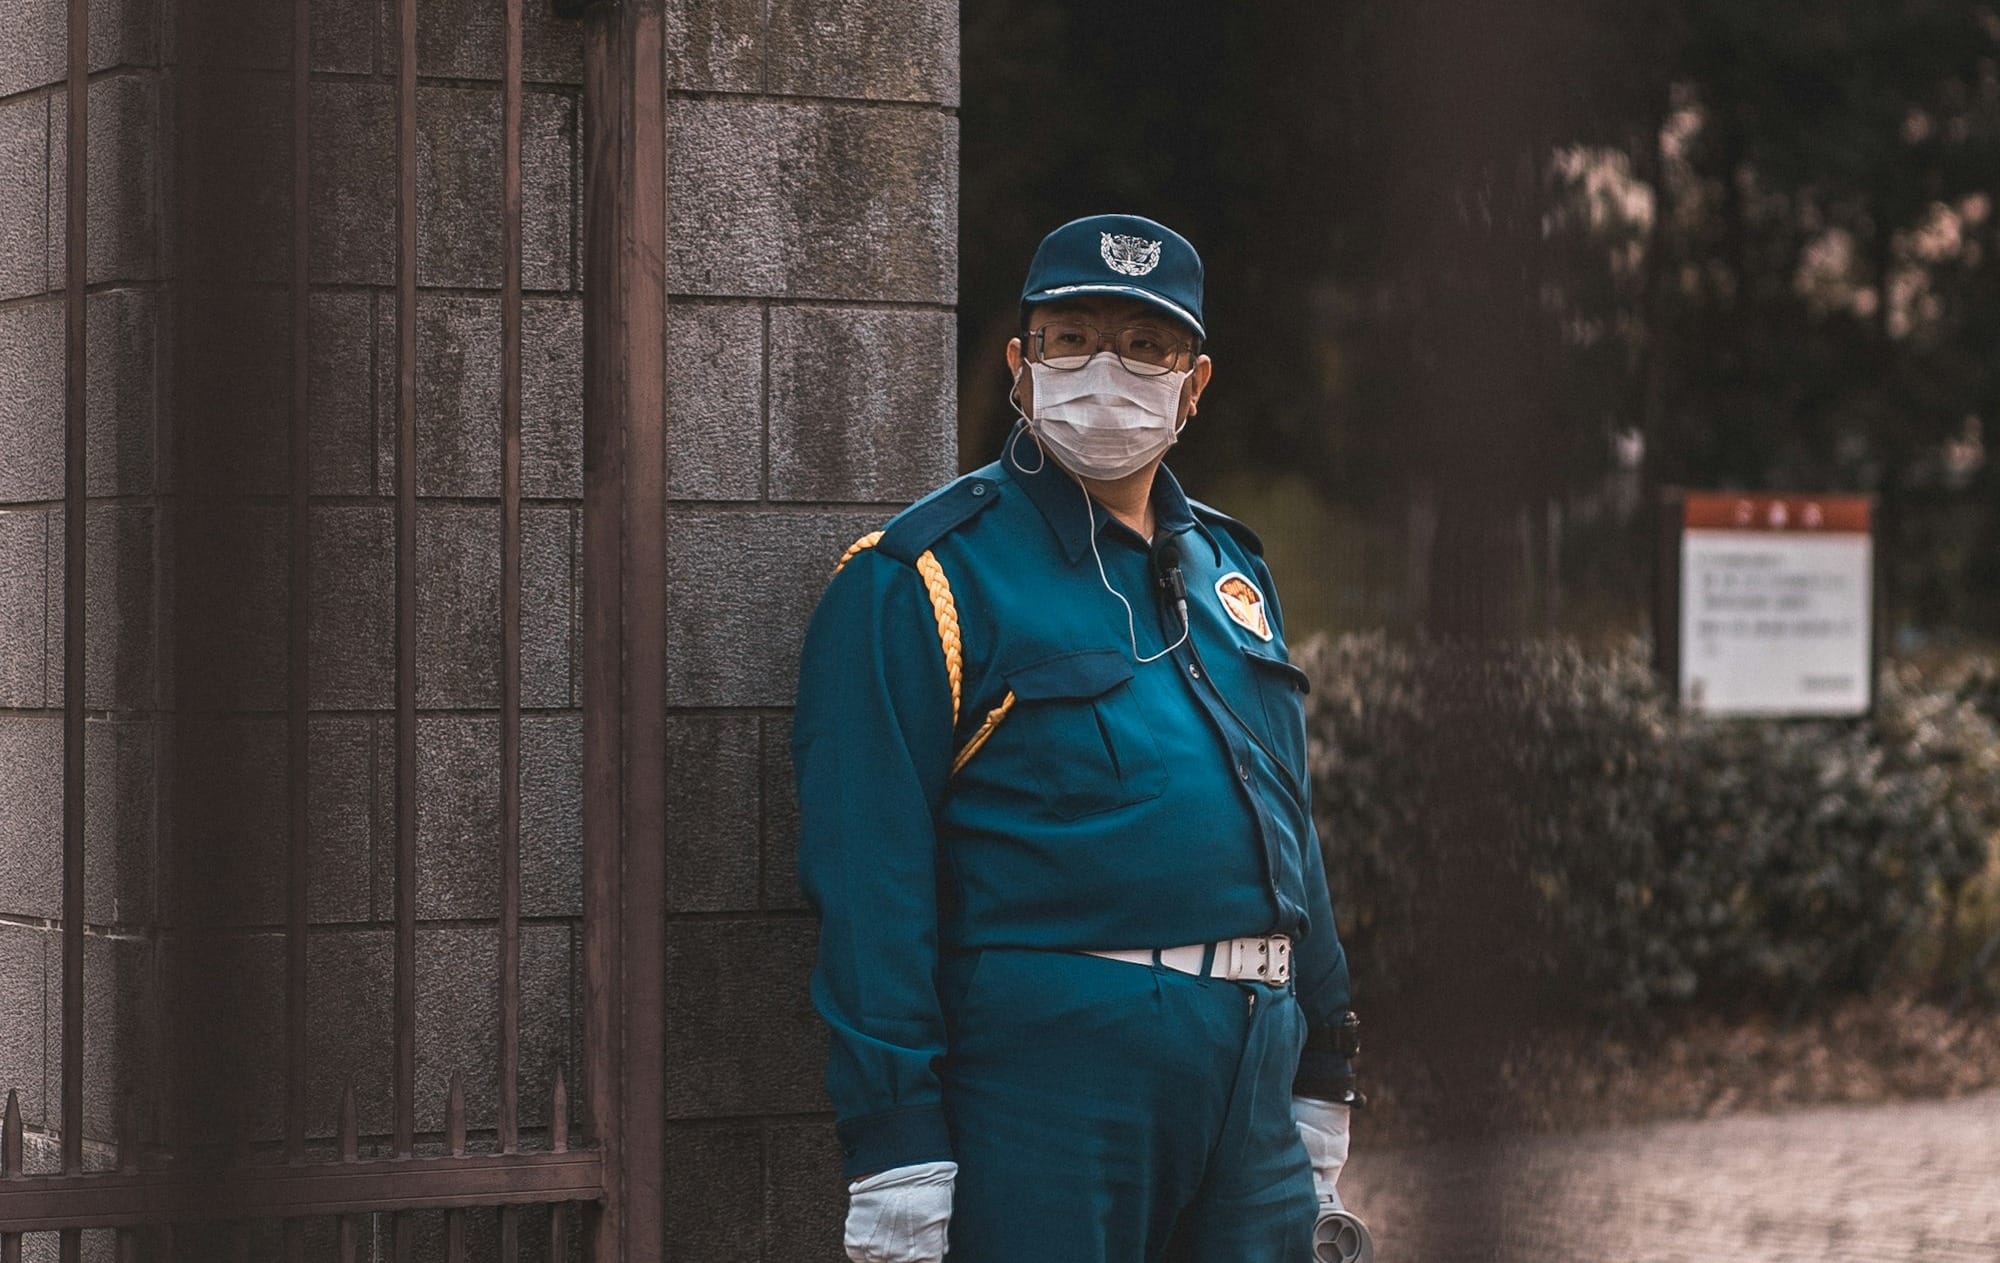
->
xmin=794 ymin=214 xmax=1365 ymax=1263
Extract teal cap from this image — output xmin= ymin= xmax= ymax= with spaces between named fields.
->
xmin=1020 ymin=213 xmax=1205 ymax=338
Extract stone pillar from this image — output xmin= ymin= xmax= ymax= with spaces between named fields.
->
xmin=0 ymin=0 xmax=166 ymax=1176
xmin=656 ymin=0 xmax=959 ymax=1254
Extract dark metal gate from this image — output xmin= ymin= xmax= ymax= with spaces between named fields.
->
xmin=0 ymin=0 xmax=668 ymax=1257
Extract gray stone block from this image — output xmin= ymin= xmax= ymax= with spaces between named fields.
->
xmin=522 ymin=92 xmax=576 ymax=292
xmin=0 ymin=512 xmax=48 ymax=707
xmin=311 ymin=0 xmax=380 ymax=74
xmin=768 ymin=305 xmax=956 ymax=501
xmin=166 ymin=502 xmax=288 ymax=711
xmin=568 ymin=507 xmax=580 ymax=705
xmin=416 ymin=295 xmax=501 ymax=496
xmin=72 ymin=504 xmax=156 ymax=711
xmin=83 ymin=718 xmax=154 ymax=927
xmin=662 ymin=918 xmax=826 ymax=1118
xmin=374 ymin=293 xmax=400 ymax=493
xmin=370 ymin=713 xmax=395 ymax=919
xmin=766 ymin=1121 xmax=848 ymax=1260
xmin=663 ymin=714 xmax=761 ymax=913
xmin=308 ymin=504 xmax=394 ymax=710
xmin=84 ymin=288 xmax=157 ymax=497
xmin=0 ymin=0 xmax=57 ymax=97
xmin=669 ymin=99 xmax=956 ymax=303
xmin=664 ymin=302 xmax=762 ymax=501
xmin=521 ymin=714 xmax=581 ymax=918
xmin=519 ymin=921 xmax=578 ymax=1128
xmin=87 ymin=0 xmax=159 ymax=73
xmin=173 ymin=290 xmax=290 ymax=495
xmin=309 ymin=291 xmax=378 ymax=496
xmin=522 ymin=297 xmax=581 ymax=497
xmin=307 ymin=716 xmax=378 ymax=923
xmin=521 ymin=0 xmax=584 ymax=85
xmin=0 ymin=96 xmax=49 ymax=301
xmin=767 ymin=0 xmax=958 ymax=104
xmin=522 ymin=504 xmax=572 ymax=708
xmin=49 ymin=74 xmax=161 ymax=286
xmin=661 ymin=1124 xmax=765 ymax=1262
xmin=762 ymin=715 xmax=807 ymax=911
xmin=69 ymin=933 xmax=155 ymax=1144
xmin=415 ymin=924 xmax=498 ymax=1131
xmin=417 ymin=503 xmax=500 ymax=707
xmin=173 ymin=73 xmax=290 ymax=287
xmin=667 ymin=0 xmax=764 ymax=94
xmin=306 ymin=929 xmax=394 ymax=1138
xmin=416 ymin=715 xmax=498 ymax=919
xmin=41 ymin=505 xmax=59 ymax=701
xmin=663 ymin=510 xmax=877 ymax=707
xmin=178 ymin=0 xmax=286 ymax=71
xmin=0 ymin=924 xmax=47 ymax=1127
xmin=0 ymin=299 xmax=61 ymax=501
xmin=416 ymin=0 xmax=499 ymax=77
xmin=309 ymin=80 xmax=394 ymax=285
xmin=418 ymin=85 xmax=500 ymax=289
xmin=161 ymin=716 xmax=286 ymax=928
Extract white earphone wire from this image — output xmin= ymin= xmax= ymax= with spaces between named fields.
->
xmin=1078 ymin=477 xmax=1189 ymax=665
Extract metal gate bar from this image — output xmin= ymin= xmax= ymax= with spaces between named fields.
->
xmin=59 ymin=0 xmax=89 ymax=1253
xmin=3 ymin=0 xmax=626 ymax=1253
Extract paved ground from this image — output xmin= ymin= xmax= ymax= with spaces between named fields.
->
xmin=1341 ymin=1089 xmax=2000 ymax=1262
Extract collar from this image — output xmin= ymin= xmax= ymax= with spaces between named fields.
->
xmin=998 ymin=422 xmax=1220 ymax=566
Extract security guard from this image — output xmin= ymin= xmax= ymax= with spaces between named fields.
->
xmin=794 ymin=214 xmax=1364 ymax=1263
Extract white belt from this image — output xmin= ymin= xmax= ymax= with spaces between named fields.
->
xmin=1082 ymin=934 xmax=1292 ymax=986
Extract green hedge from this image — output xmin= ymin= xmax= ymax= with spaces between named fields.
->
xmin=1298 ymin=633 xmax=2000 ymax=1010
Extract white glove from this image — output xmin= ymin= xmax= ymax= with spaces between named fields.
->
xmin=1292 ymin=1095 xmax=1351 ymax=1204
xmin=843 ymin=1160 xmax=957 ymax=1263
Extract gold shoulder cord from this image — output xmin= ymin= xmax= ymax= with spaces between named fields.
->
xmin=835 ymin=533 xmax=1016 ymax=777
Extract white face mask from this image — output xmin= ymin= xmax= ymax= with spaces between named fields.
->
xmin=1024 ymin=352 xmax=1191 ymax=480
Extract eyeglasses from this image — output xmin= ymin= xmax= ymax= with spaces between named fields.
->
xmin=1026 ymin=320 xmax=1194 ymax=377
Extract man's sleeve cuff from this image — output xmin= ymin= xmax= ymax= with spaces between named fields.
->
xmin=834 ymin=1104 xmax=954 ymax=1180
xmin=1293 ymin=1049 xmax=1357 ymax=1103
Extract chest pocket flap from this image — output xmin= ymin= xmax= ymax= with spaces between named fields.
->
xmin=1006 ymin=648 xmax=1133 ymax=700
xmin=1240 ymin=644 xmax=1310 ymax=694
xmin=1001 ymin=649 xmax=1165 ymax=820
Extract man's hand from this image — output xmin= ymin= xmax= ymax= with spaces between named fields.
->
xmin=843 ymin=1160 xmax=957 ymax=1263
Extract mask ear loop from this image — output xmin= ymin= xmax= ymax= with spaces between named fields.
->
xmin=1005 ymin=363 xmax=1046 ymax=475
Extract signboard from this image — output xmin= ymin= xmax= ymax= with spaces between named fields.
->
xmin=1658 ymin=492 xmax=1875 ymax=717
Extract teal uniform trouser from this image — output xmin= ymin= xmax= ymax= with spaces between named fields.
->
xmin=939 ymin=948 xmax=1318 ymax=1263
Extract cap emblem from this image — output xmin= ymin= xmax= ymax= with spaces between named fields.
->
xmin=1100 ymin=232 xmax=1163 ymax=277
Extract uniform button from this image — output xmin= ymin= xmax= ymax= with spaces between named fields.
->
xmin=1189 ymin=664 xmax=1201 ymax=679
xmin=971 ymin=483 xmax=987 ymax=496
xmin=1237 ymin=762 xmax=1250 ymax=781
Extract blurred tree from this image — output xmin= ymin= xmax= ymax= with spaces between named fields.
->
xmin=960 ymin=1 xmax=2000 ymax=638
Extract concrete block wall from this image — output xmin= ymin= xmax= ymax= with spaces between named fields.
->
xmin=658 ymin=0 xmax=959 ymax=1255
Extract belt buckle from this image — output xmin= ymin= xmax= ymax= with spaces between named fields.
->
xmin=1248 ymin=934 xmax=1290 ymax=986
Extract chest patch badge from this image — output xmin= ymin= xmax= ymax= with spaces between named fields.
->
xmin=1214 ymin=571 xmax=1273 ymax=641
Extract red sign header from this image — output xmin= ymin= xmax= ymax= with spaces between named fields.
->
xmin=1682 ymin=492 xmax=1872 ymax=534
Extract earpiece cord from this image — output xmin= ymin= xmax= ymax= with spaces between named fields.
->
xmin=1079 ymin=477 xmax=1189 ymax=665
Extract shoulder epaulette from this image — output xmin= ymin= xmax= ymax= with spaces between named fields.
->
xmin=1188 ymin=496 xmax=1264 ymax=557
xmin=877 ymin=475 xmax=1002 ymax=565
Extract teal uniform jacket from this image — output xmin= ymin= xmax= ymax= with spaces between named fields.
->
xmin=793 ymin=424 xmax=1353 ymax=1180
